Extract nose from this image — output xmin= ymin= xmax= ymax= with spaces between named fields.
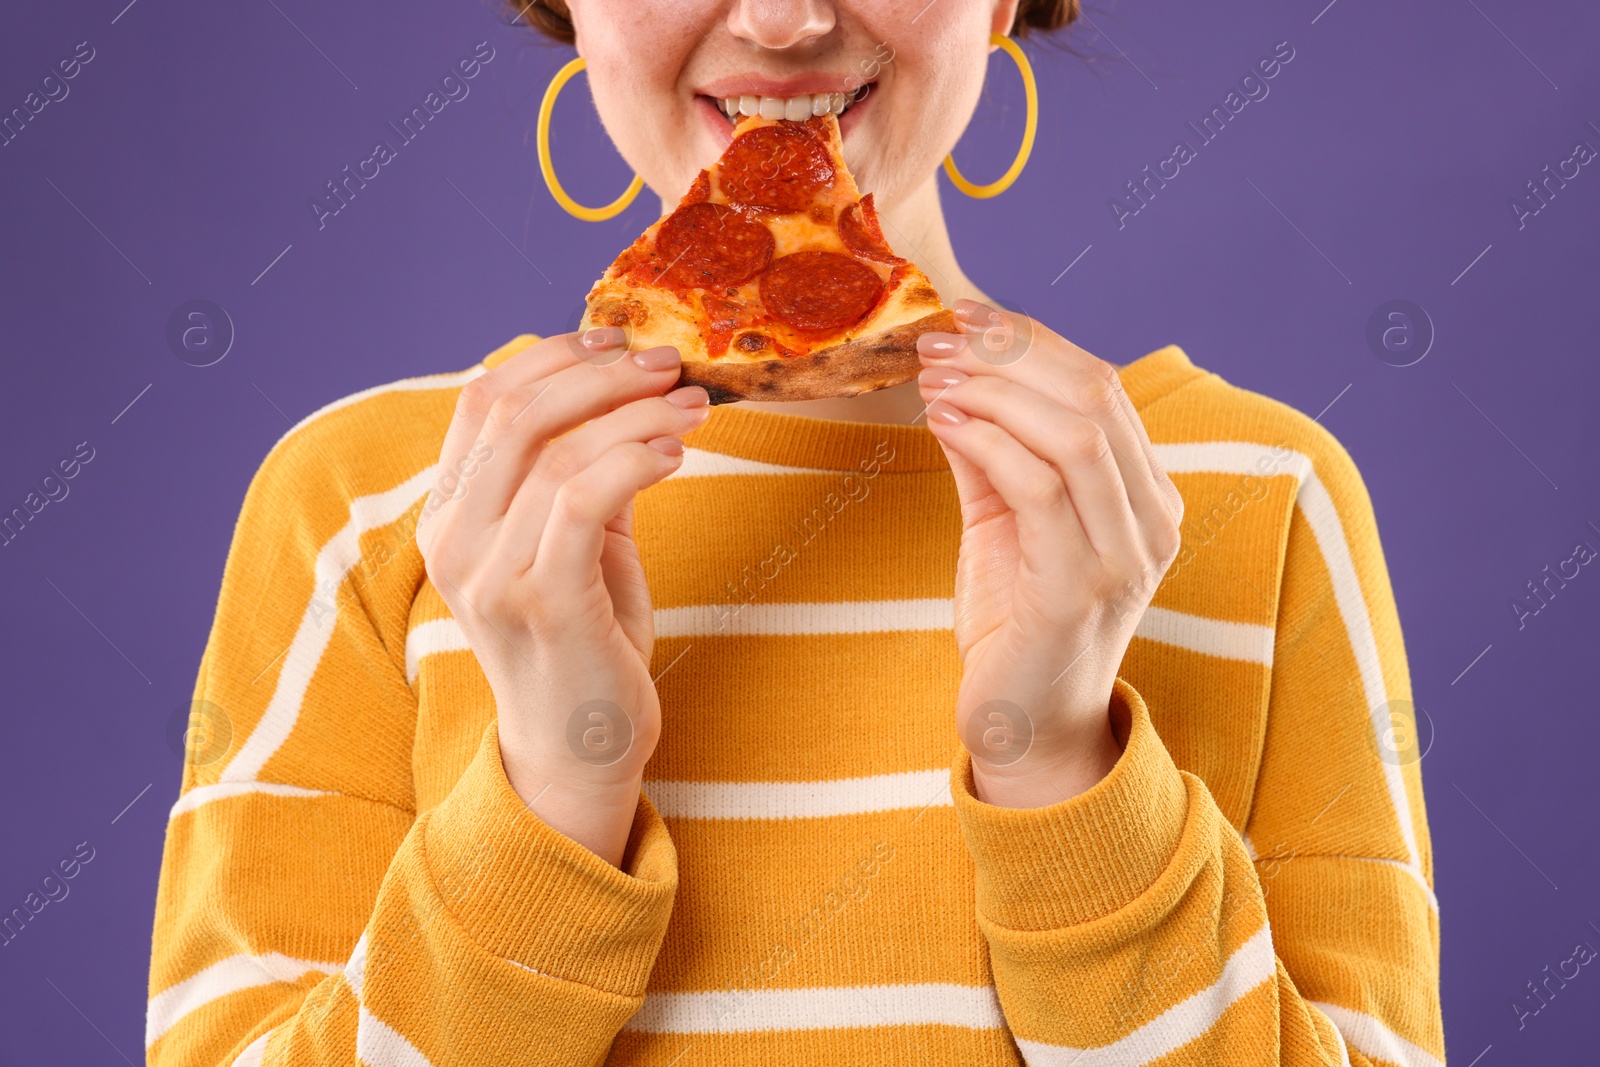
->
xmin=724 ymin=0 xmax=836 ymax=49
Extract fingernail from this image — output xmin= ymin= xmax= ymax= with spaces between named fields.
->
xmin=666 ymin=385 xmax=710 ymax=408
xmin=928 ymin=400 xmax=967 ymax=425
xmin=953 ymin=299 xmax=996 ymax=323
xmin=918 ymin=366 xmax=968 ymax=388
xmin=581 ymin=326 xmax=627 ymax=349
xmin=918 ymin=333 xmax=967 ymax=358
xmin=632 ymin=346 xmax=680 ymax=371
xmin=648 ymin=435 xmax=685 ymax=456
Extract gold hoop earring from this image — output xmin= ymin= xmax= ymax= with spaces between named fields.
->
xmin=537 ymin=56 xmax=644 ymax=222
xmin=943 ymin=34 xmax=1038 ymax=199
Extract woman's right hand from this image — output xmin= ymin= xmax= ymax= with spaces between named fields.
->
xmin=415 ymin=330 xmax=708 ymax=866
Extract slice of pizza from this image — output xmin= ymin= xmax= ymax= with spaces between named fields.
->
xmin=579 ymin=112 xmax=953 ymax=403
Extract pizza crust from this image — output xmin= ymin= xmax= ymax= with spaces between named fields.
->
xmin=678 ymin=309 xmax=956 ymax=404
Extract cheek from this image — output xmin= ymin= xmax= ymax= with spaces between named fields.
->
xmin=588 ymin=56 xmax=671 ymax=146
xmin=852 ymin=26 xmax=991 ymax=205
xmin=572 ymin=4 xmax=706 ymax=196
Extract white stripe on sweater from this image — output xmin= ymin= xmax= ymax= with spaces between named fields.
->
xmin=343 ymin=931 xmax=441 ymax=1067
xmin=230 ymin=1027 xmax=274 ymax=1067
xmin=405 ymin=617 xmax=469 ymax=685
xmin=220 ymin=465 xmax=438 ymax=783
xmin=670 ymin=448 xmax=836 ymax=479
xmin=404 ymin=602 xmax=1271 ymax=683
xmin=1295 ymin=472 xmax=1423 ymax=877
xmin=656 ymin=599 xmax=1272 ymax=660
xmin=146 ymin=952 xmax=341 ymax=1048
xmin=174 ymin=761 xmax=956 ymax=823
xmin=663 ymin=440 xmax=1315 ymax=483
xmin=169 ymin=781 xmax=329 ymax=819
xmin=1013 ymin=923 xmax=1277 ymax=1066
xmin=1312 ymin=1000 xmax=1444 ymax=1067
xmin=644 ymin=768 xmax=952 ymax=820
xmin=622 ymin=982 xmax=1006 ymax=1034
xmin=1138 ymin=605 xmax=1275 ymax=666
xmin=357 ymin=1005 xmax=437 ymax=1067
xmin=1152 ymin=441 xmax=1313 ymax=481
xmin=1352 ymin=856 xmax=1441 ymax=913
xmin=653 ymin=598 xmax=952 ymax=638
xmin=343 ymin=931 xmax=369 ymax=997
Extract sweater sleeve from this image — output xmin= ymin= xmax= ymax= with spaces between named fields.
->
xmin=146 ymin=411 xmax=678 ymax=1067
xmin=949 ymin=427 xmax=1444 ymax=1066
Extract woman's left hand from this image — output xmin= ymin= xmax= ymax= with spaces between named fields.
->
xmin=915 ymin=299 xmax=1186 ymax=809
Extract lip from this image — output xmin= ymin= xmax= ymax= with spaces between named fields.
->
xmin=693 ymin=83 xmax=875 ymax=149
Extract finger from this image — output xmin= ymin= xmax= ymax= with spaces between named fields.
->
xmin=915 ymin=366 xmax=1007 ymax=522
xmin=919 ymin=326 xmax=1153 ymax=529
xmin=597 ymin=500 xmax=653 ymax=656
xmin=922 ymin=370 xmax=1139 ymax=563
xmin=925 ymin=314 xmax=1181 ymax=540
xmin=1051 ymin=366 xmax=1185 ymax=559
xmin=938 ymin=309 xmax=1152 ymax=493
xmin=1046 ymin=354 xmax=1184 ymax=532
xmin=495 ymin=387 xmax=710 ymax=570
xmin=924 ymin=400 xmax=1096 ymax=585
xmin=953 ymin=299 xmax=1182 ymax=525
xmin=430 ymin=329 xmax=630 ymax=518
xmin=443 ymin=345 xmax=684 ymax=535
xmin=531 ymin=439 xmax=688 ymax=599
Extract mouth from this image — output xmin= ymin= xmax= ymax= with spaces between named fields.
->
xmin=692 ymin=83 xmax=875 ymax=148
xmin=705 ymin=86 xmax=870 ymax=123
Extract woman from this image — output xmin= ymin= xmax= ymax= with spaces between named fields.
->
xmin=147 ymin=1 xmax=1444 ymax=1064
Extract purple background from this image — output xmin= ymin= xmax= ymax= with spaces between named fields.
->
xmin=2 ymin=0 xmax=1597 ymax=1063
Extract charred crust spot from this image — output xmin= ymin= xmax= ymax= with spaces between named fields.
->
xmin=590 ymin=297 xmax=646 ymax=328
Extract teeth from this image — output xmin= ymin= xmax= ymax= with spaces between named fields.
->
xmin=716 ymin=91 xmax=858 ymax=121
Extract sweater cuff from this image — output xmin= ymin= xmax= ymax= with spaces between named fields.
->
xmin=951 ymin=676 xmax=1188 ymax=931
xmin=423 ymin=718 xmax=678 ymax=996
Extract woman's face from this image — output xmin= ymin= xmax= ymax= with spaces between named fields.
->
xmin=567 ymin=0 xmax=1019 ymax=213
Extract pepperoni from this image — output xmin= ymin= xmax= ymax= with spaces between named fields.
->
xmin=719 ymin=123 xmax=835 ymax=212
xmin=758 ymin=252 xmax=884 ymax=332
xmin=838 ymin=195 xmax=901 ymax=264
xmin=656 ymin=202 xmax=774 ymax=290
xmin=683 ymin=169 xmax=711 ymax=205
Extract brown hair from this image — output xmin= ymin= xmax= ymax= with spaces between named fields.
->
xmin=508 ymin=1 xmax=1080 ymax=45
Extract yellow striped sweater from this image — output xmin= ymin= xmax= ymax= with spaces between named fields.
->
xmin=147 ymin=335 xmax=1444 ymax=1066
